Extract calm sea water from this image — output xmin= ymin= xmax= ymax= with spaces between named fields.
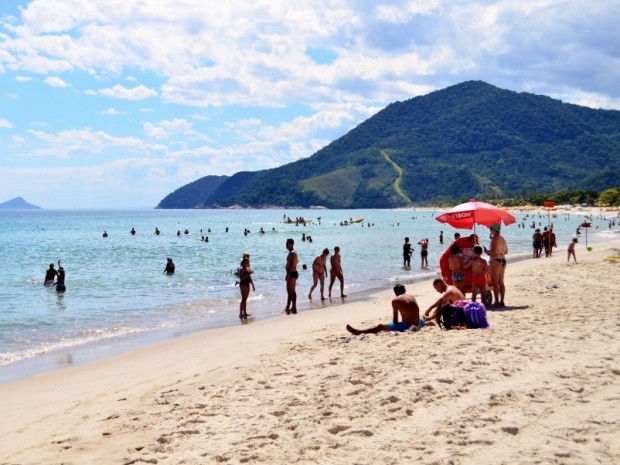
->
xmin=1 ymin=208 xmax=617 ymax=382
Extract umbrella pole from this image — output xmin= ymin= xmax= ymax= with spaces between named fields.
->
xmin=473 ymin=212 xmax=478 ymax=244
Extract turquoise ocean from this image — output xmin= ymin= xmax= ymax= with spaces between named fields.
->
xmin=1 ymin=208 xmax=617 ymax=383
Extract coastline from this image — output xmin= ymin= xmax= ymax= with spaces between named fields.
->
xmin=2 ymin=239 xmax=619 ymax=464
xmin=0 ymin=212 xmax=616 ymax=384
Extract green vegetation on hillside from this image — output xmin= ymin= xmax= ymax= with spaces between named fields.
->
xmin=157 ymin=81 xmax=620 ymax=209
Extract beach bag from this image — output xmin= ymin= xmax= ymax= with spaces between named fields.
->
xmin=441 ymin=301 xmax=489 ymax=330
xmin=439 ymin=304 xmax=466 ymax=330
xmin=462 ymin=301 xmax=489 ymax=329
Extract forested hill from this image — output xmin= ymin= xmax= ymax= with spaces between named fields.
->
xmin=157 ymin=81 xmax=620 ymax=209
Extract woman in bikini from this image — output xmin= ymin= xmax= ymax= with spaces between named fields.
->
xmin=238 ymin=254 xmax=255 ymax=319
xmin=484 ymin=223 xmax=508 ymax=307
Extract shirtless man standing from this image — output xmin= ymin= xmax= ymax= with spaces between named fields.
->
xmin=346 ymin=284 xmax=421 ymax=335
xmin=284 ymin=238 xmax=299 ymax=314
xmin=328 ymin=246 xmax=346 ymax=298
xmin=423 ymin=278 xmax=465 ymax=324
xmin=484 ymin=223 xmax=508 ymax=307
xmin=44 ymin=263 xmax=58 ymax=287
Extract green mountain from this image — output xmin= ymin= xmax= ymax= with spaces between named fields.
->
xmin=0 ymin=197 xmax=43 ymax=210
xmin=157 ymin=81 xmax=620 ymax=209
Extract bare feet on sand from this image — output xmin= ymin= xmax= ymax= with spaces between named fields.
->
xmin=346 ymin=324 xmax=361 ymax=335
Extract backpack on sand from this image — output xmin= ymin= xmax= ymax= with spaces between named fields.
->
xmin=440 ymin=301 xmax=490 ymax=330
xmin=439 ymin=304 xmax=467 ymax=330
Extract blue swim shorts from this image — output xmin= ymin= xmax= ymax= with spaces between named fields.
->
xmin=387 ymin=321 xmax=413 ymax=332
xmin=452 ymin=272 xmax=465 ymax=282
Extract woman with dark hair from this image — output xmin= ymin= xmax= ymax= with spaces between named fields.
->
xmin=238 ymin=253 xmax=255 ymax=319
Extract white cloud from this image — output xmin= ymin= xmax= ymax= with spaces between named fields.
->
xmin=143 ymin=118 xmax=204 ymax=140
xmin=99 ymin=84 xmax=157 ymax=100
xmin=102 ymin=107 xmax=122 ymax=115
xmin=6 ymin=93 xmax=17 ymax=99
xmin=0 ymin=0 xmax=618 ymax=208
xmin=44 ymin=76 xmax=70 ymax=88
xmin=11 ymin=135 xmax=25 ymax=145
xmin=27 ymin=128 xmax=167 ymax=158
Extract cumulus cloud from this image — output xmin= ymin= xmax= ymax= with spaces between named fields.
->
xmin=44 ymin=76 xmax=70 ymax=88
xmin=102 ymin=107 xmax=122 ymax=115
xmin=0 ymin=0 xmax=618 ymax=208
xmin=143 ymin=118 xmax=204 ymax=140
xmin=0 ymin=118 xmax=13 ymax=128
xmin=28 ymin=128 xmax=167 ymax=158
xmin=99 ymin=84 xmax=157 ymax=100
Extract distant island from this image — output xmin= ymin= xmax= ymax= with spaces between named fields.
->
xmin=0 ymin=197 xmax=43 ymax=210
xmin=157 ymin=80 xmax=620 ymax=209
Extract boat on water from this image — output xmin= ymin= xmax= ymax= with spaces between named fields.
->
xmin=281 ymin=217 xmax=313 ymax=225
xmin=339 ymin=217 xmax=364 ymax=226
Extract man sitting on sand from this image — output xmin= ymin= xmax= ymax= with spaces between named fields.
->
xmin=423 ymin=278 xmax=465 ymax=324
xmin=346 ymin=284 xmax=422 ymax=335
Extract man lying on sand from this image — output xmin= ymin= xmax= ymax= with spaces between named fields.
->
xmin=423 ymin=278 xmax=465 ymax=324
xmin=346 ymin=284 xmax=422 ymax=335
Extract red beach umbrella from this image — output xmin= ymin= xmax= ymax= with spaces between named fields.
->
xmin=435 ymin=199 xmax=517 ymax=238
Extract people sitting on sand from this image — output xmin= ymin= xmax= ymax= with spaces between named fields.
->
xmin=423 ymin=278 xmax=465 ymax=325
xmin=346 ymin=284 xmax=423 ymax=335
xmin=44 ymin=263 xmax=58 ymax=286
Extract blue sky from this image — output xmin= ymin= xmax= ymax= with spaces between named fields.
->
xmin=1 ymin=0 xmax=619 ymax=209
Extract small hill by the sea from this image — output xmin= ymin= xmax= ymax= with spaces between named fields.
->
xmin=0 ymin=197 xmax=43 ymax=210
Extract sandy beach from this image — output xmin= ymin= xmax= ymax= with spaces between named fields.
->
xmin=2 ymin=240 xmax=619 ymax=465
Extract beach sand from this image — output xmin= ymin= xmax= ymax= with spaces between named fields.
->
xmin=2 ymin=241 xmax=619 ymax=465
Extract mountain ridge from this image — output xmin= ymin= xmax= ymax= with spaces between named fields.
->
xmin=157 ymin=81 xmax=620 ymax=209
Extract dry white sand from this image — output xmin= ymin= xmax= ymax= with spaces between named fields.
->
xmin=1 ymin=240 xmax=619 ymax=465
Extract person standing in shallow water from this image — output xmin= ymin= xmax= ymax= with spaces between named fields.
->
xmin=418 ymin=238 xmax=429 ymax=267
xmin=238 ymin=254 xmax=255 ymax=319
xmin=403 ymin=237 xmax=412 ymax=267
xmin=284 ymin=238 xmax=298 ymax=314
xmin=164 ymin=258 xmax=175 ymax=275
xmin=309 ymin=248 xmax=329 ymax=300
xmin=328 ymin=246 xmax=346 ymax=298
xmin=55 ymin=266 xmax=66 ymax=293
xmin=44 ymin=263 xmax=58 ymax=287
